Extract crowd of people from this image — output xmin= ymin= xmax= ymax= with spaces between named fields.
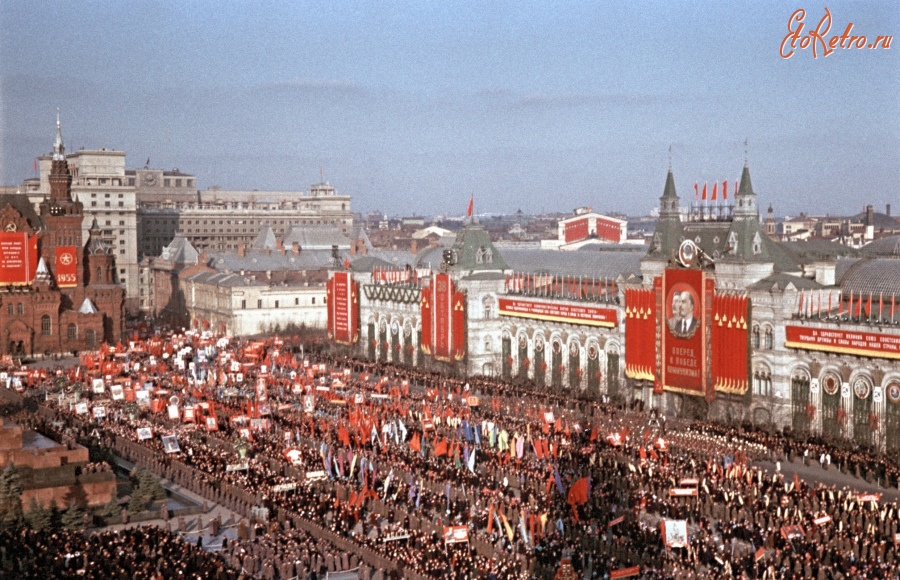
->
xmin=2 ymin=328 xmax=899 ymax=579
xmin=0 ymin=527 xmax=236 ymax=579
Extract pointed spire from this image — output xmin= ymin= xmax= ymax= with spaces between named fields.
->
xmin=53 ymin=109 xmax=65 ymax=161
xmin=34 ymin=257 xmax=52 ymax=283
xmin=737 ymin=164 xmax=754 ymax=198
xmin=662 ymin=169 xmax=678 ymax=199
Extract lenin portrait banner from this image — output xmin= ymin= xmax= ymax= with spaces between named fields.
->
xmin=659 ymin=268 xmax=707 ymax=397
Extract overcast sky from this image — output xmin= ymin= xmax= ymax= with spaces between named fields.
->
xmin=1 ymin=1 xmax=897 ymax=217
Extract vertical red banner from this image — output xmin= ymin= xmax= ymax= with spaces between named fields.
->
xmin=625 ymin=287 xmax=657 ymax=382
xmin=349 ymin=278 xmax=359 ymax=344
xmin=433 ymin=273 xmax=451 ymax=360
xmin=452 ymin=289 xmax=466 ymax=360
xmin=326 ymin=276 xmax=334 ymax=339
xmin=328 ymin=272 xmax=358 ymax=344
xmin=711 ymin=293 xmax=749 ymax=395
xmin=420 ymin=280 xmax=433 ymax=355
xmin=55 ymin=245 xmax=78 ymax=288
xmin=661 ymin=269 xmax=706 ymax=397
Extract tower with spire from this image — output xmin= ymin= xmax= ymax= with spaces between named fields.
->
xmin=39 ymin=112 xmax=85 ymax=287
xmin=0 ymin=114 xmax=125 ymax=356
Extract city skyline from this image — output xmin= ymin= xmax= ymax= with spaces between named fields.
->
xmin=0 ymin=1 xmax=897 ymax=217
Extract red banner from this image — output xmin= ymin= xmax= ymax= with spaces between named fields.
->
xmin=327 ymin=272 xmax=358 ymax=345
xmin=610 ymin=566 xmax=641 ymax=579
xmin=0 ymin=232 xmax=37 ymax=285
xmin=785 ymin=325 xmax=900 ymax=360
xmin=563 ymin=217 xmax=589 ymax=243
xmin=420 ymin=274 xmax=465 ymax=361
xmin=55 ymin=245 xmax=78 ymax=287
xmin=711 ymin=293 xmax=750 ymax=394
xmin=421 ymin=281 xmax=433 ymax=355
xmin=595 ymin=215 xmax=625 ymax=243
xmin=661 ymin=269 xmax=707 ymax=397
xmin=625 ymin=287 xmax=657 ymax=380
xmin=499 ymin=297 xmax=617 ymax=328
xmin=452 ymin=289 xmax=466 ymax=360
xmin=433 ymin=273 xmax=452 ymax=360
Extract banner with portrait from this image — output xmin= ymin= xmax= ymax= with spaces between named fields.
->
xmin=660 ymin=269 xmax=707 ymax=397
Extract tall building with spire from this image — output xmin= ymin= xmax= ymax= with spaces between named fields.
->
xmin=0 ymin=117 xmax=124 ymax=356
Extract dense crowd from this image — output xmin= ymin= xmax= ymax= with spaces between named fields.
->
xmin=0 ymin=527 xmax=236 ymax=579
xmin=4 ymin=329 xmax=900 ymax=579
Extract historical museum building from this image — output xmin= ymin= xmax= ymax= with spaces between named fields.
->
xmin=0 ymin=120 xmax=124 ymax=356
xmin=325 ymin=163 xmax=900 ymax=452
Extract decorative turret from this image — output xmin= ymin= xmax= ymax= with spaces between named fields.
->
xmin=732 ymin=164 xmax=758 ymax=218
xmin=647 ymin=169 xmax=684 ymax=257
xmin=84 ymin=219 xmax=115 ymax=285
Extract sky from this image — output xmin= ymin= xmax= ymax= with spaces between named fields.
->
xmin=0 ymin=1 xmax=897 ymax=218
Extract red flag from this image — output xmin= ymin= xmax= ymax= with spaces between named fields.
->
xmin=567 ymin=477 xmax=589 ymax=506
xmin=711 ymin=181 xmax=717 ymax=201
xmin=694 ymin=182 xmax=699 ymax=200
xmin=722 ymin=180 xmax=728 ymax=200
xmin=701 ymin=182 xmax=707 ymax=201
xmin=466 ymin=196 xmax=474 ymax=218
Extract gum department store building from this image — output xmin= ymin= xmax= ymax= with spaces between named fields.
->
xmin=327 ymin=164 xmax=900 ymax=452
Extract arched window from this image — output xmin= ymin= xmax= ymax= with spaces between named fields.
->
xmin=483 ymin=336 xmax=493 ymax=353
xmin=67 ymin=323 xmax=77 ymax=341
xmin=764 ymin=327 xmax=774 ymax=350
xmin=96 ymin=267 xmax=102 ymax=282
xmin=16 ymin=303 xmax=23 ymax=316
xmin=41 ymin=315 xmax=52 ymax=336
xmin=85 ymin=329 xmax=97 ymax=349
xmin=6 ymin=304 xmax=12 ymax=316
xmin=753 ymin=366 xmax=772 ymax=397
xmin=482 ymin=296 xmax=494 ymax=319
xmin=751 ymin=326 xmax=760 ymax=349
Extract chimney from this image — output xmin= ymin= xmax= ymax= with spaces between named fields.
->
xmin=887 ymin=204 xmax=891 ymax=217
xmin=866 ymin=204 xmax=874 ymax=226
xmin=237 ymin=243 xmax=245 ymax=257
xmin=198 ymin=249 xmax=208 ymax=265
xmin=276 ymin=238 xmax=284 ymax=251
xmin=410 ymin=240 xmax=418 ymax=254
xmin=291 ymin=242 xmax=300 ymax=255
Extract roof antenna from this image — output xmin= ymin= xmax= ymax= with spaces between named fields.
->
xmin=668 ymin=144 xmax=673 ymax=171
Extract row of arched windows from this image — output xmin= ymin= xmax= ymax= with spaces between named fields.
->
xmin=752 ymin=325 xmax=774 ymax=350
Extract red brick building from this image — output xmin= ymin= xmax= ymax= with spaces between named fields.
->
xmin=0 ymin=119 xmax=124 ymax=356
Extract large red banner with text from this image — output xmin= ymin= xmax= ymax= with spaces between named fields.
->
xmin=420 ymin=273 xmax=466 ymax=361
xmin=55 ymin=246 xmax=78 ymax=288
xmin=433 ymin=273 xmax=451 ymax=360
xmin=661 ymin=269 xmax=706 ymax=397
xmin=498 ymin=297 xmax=617 ymax=327
xmin=786 ymin=325 xmax=900 ymax=360
xmin=0 ymin=232 xmax=37 ymax=285
xmin=327 ymin=272 xmax=358 ymax=344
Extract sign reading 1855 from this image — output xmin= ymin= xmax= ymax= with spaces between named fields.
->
xmin=781 ymin=8 xmax=892 ymax=59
